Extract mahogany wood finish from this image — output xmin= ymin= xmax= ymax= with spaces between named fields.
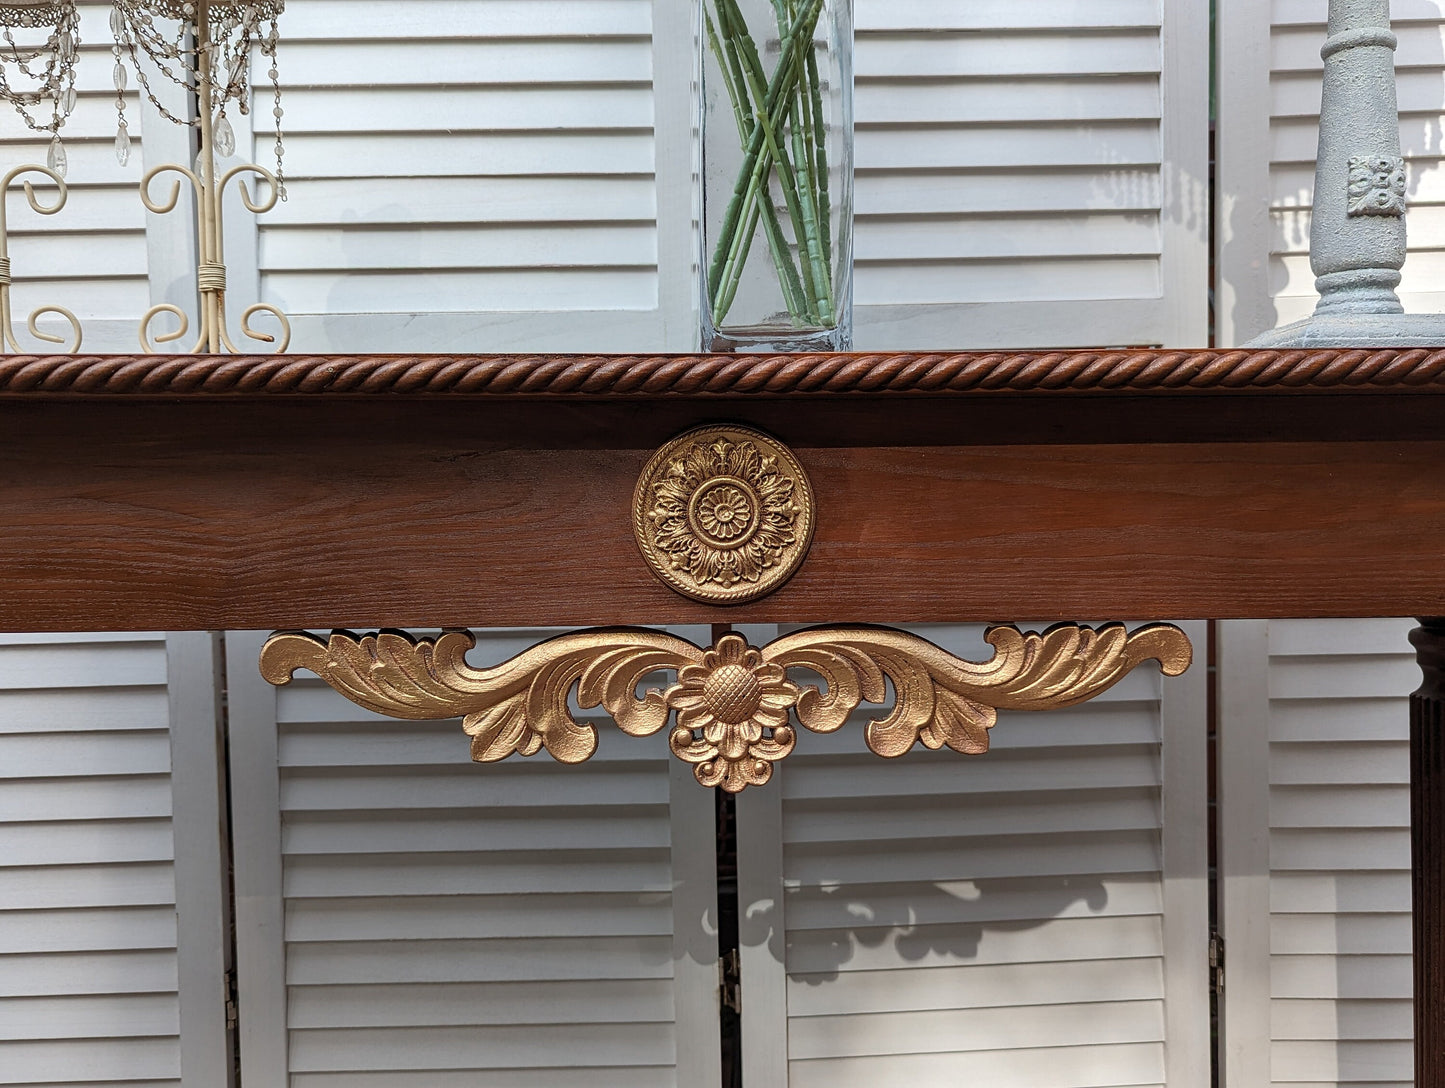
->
xmin=6 ymin=346 xmax=1445 ymax=395
xmin=2 ymin=384 xmax=1445 ymax=630
xmin=4 ymin=348 xmax=1445 ymax=1076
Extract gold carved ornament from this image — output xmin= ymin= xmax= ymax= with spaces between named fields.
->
xmin=260 ymin=622 xmax=1193 ymax=792
xmin=633 ymin=424 xmax=815 ymax=605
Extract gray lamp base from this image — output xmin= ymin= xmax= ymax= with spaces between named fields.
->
xmin=1246 ymin=312 xmax=1445 ymax=348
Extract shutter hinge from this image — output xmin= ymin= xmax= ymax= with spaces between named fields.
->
xmin=224 ymin=967 xmax=239 ymax=1030
xmin=1209 ymin=931 xmax=1225 ymax=994
xmin=719 ymin=949 xmax=741 ymax=1014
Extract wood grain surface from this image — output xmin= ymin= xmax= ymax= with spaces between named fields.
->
xmin=2 ymin=394 xmax=1443 ymax=631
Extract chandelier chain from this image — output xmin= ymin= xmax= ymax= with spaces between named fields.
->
xmin=0 ymin=1 xmax=290 ymax=356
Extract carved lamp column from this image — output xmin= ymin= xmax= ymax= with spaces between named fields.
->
xmin=1248 ymin=0 xmax=1445 ymax=346
xmin=1309 ymin=0 xmax=1406 ymax=316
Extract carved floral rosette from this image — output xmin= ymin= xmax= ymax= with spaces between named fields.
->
xmin=633 ymin=425 xmax=816 ymax=605
xmin=260 ymin=621 xmax=1193 ymax=793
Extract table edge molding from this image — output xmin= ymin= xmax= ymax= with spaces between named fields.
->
xmin=4 ymin=348 xmax=1445 ymax=397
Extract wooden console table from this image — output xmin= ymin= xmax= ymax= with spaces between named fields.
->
xmin=3 ymin=347 xmax=1444 ymax=1079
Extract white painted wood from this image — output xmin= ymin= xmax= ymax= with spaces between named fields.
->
xmin=1215 ymin=0 xmax=1275 ymax=346
xmin=1265 ymin=619 xmax=1415 ymax=1088
xmin=249 ymin=0 xmax=667 ymax=352
xmin=219 ymin=80 xmax=265 ymax=348
xmin=0 ymin=633 xmax=193 ymax=1085
xmin=1162 ymin=621 xmax=1211 ymax=1088
xmin=734 ymin=621 xmax=1207 ymax=1085
xmin=1158 ymin=0 xmax=1210 ymax=345
xmin=669 ymin=753 xmax=723 ymax=1088
xmin=223 ymin=630 xmax=289 ymax=1088
xmin=9 ymin=0 xmax=1213 ymax=354
xmin=850 ymin=0 xmax=1209 ymax=350
xmin=136 ymin=31 xmax=199 ymax=345
xmin=649 ymin=0 xmax=696 ymax=350
xmin=227 ymin=626 xmax=720 ymax=1085
xmin=737 ymin=761 xmax=787 ymax=1088
xmin=1218 ymin=621 xmax=1273 ymax=1088
xmin=165 ymin=633 xmax=233 ymax=1088
xmin=1218 ymin=619 xmax=1417 ymax=1086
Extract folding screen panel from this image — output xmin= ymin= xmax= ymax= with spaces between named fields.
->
xmin=1219 ymin=619 xmax=1416 ymax=1088
xmin=225 ymin=629 xmax=721 ymax=1087
xmin=0 ymin=633 xmax=230 ymax=1088
xmin=734 ymin=621 xmax=1210 ymax=1088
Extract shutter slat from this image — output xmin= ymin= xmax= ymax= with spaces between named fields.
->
xmin=245 ymin=629 xmax=709 ymax=1082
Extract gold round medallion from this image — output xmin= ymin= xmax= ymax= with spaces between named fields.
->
xmin=633 ymin=424 xmax=815 ymax=604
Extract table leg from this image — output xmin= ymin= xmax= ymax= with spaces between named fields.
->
xmin=1412 ymin=617 xmax=1445 ymax=1084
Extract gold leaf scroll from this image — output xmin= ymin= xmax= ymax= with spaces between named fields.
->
xmin=260 ymin=622 xmax=1192 ymax=791
xmin=260 ymin=627 xmax=699 ymax=764
xmin=764 ymin=622 xmax=1192 ymax=759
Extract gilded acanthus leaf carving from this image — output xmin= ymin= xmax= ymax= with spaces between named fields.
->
xmin=260 ymin=627 xmax=700 ymax=765
xmin=764 ymin=623 xmax=1192 ymax=759
xmin=260 ymin=622 xmax=1192 ymax=792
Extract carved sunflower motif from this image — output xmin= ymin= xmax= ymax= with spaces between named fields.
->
xmin=666 ymin=634 xmax=801 ymax=790
xmin=634 ymin=425 xmax=815 ymax=604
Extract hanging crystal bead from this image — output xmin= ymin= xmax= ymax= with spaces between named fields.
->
xmin=113 ymin=62 xmax=127 ymax=93
xmin=61 ymin=86 xmax=76 ymax=114
xmin=213 ymin=114 xmax=235 ymax=158
xmin=47 ymin=137 xmax=66 ymax=178
xmin=109 ymin=5 xmax=125 ymax=37
xmin=115 ymin=125 xmax=131 ymax=167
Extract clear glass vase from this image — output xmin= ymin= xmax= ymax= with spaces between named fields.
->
xmin=698 ymin=0 xmax=853 ymax=352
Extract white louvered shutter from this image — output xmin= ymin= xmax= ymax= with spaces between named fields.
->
xmin=243 ymin=0 xmax=694 ymax=352
xmin=1216 ymin=0 xmax=1445 ymax=344
xmin=0 ymin=633 xmax=230 ymax=1088
xmin=852 ymin=0 xmax=1209 ymax=349
xmin=734 ymin=621 xmax=1210 ymax=1088
xmin=0 ymin=3 xmax=159 ymax=350
xmin=225 ymin=628 xmax=721 ymax=1087
xmin=1218 ymin=619 xmax=1415 ymax=1088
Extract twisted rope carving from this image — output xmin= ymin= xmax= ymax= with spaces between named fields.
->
xmin=2 ymin=349 xmax=1445 ymax=396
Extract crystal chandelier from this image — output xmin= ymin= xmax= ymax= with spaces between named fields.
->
xmin=0 ymin=0 xmax=291 ymax=353
xmin=110 ymin=0 xmax=285 ymax=188
xmin=0 ymin=0 xmax=80 ymax=176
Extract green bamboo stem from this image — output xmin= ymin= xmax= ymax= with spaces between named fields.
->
xmin=704 ymin=0 xmax=824 ymax=308
xmin=725 ymin=19 xmax=822 ymax=314
xmin=713 ymin=126 xmax=814 ymax=323
xmin=806 ymin=43 xmax=832 ymax=268
xmin=711 ymin=0 xmax=819 ymax=313
xmin=789 ymin=35 xmax=832 ymax=320
xmin=706 ymin=8 xmax=809 ymax=320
